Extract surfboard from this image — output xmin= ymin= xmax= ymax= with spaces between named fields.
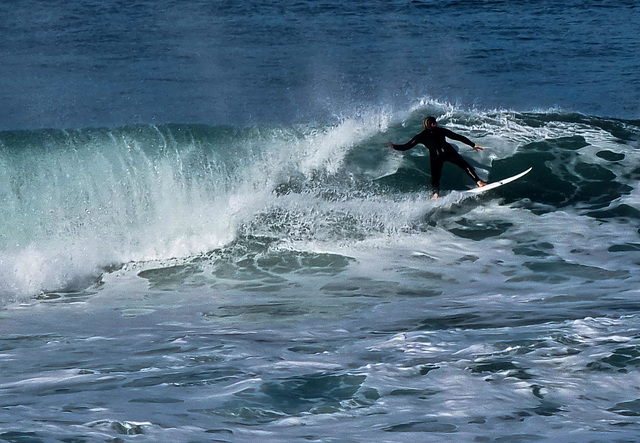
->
xmin=463 ymin=167 xmax=532 ymax=195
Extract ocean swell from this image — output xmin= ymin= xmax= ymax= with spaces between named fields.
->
xmin=1 ymin=107 xmax=638 ymax=301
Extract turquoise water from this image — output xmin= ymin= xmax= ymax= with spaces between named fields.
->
xmin=1 ymin=1 xmax=640 ymax=441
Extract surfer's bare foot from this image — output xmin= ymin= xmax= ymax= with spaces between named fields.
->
xmin=431 ymin=193 xmax=439 ymax=200
xmin=477 ymin=180 xmax=487 ymax=187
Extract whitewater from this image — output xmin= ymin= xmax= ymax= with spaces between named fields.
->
xmin=1 ymin=1 xmax=640 ymax=442
xmin=2 ymin=107 xmax=640 ymax=442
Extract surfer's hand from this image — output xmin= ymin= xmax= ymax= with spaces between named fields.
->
xmin=385 ymin=142 xmax=394 ymax=149
xmin=473 ymin=144 xmax=484 ymax=151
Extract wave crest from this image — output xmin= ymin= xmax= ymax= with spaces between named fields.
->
xmin=1 ymin=106 xmax=638 ymax=301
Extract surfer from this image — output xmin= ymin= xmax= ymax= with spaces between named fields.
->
xmin=387 ymin=116 xmax=487 ymax=199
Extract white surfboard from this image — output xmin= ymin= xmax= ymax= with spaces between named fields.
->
xmin=463 ymin=167 xmax=532 ymax=195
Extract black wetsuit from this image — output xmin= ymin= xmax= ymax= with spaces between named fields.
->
xmin=391 ymin=126 xmax=482 ymax=195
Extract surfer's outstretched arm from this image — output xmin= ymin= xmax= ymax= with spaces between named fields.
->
xmin=442 ymin=128 xmax=485 ymax=151
xmin=386 ymin=134 xmax=422 ymax=152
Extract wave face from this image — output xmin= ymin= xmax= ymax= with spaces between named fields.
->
xmin=1 ymin=106 xmax=639 ymax=299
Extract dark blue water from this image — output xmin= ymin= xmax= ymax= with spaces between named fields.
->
xmin=1 ymin=0 xmax=638 ymax=130
xmin=2 ymin=1 xmax=640 ymax=442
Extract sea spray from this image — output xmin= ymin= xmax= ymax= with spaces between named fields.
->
xmin=0 ymin=114 xmax=391 ymax=299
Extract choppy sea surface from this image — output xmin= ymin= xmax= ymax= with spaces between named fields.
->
xmin=1 ymin=1 xmax=640 ymax=442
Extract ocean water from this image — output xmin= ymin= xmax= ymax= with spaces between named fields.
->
xmin=1 ymin=1 xmax=640 ymax=442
